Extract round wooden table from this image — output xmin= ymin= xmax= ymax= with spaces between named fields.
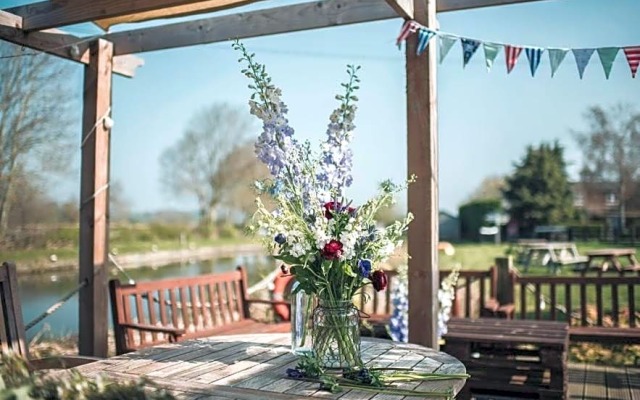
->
xmin=74 ymin=333 xmax=467 ymax=399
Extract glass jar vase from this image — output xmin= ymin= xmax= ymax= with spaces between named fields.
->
xmin=290 ymin=281 xmax=313 ymax=355
xmin=312 ymin=300 xmax=362 ymax=369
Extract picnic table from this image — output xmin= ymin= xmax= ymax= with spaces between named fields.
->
xmin=443 ymin=318 xmax=569 ymax=400
xmin=582 ymin=248 xmax=640 ymax=275
xmin=518 ymin=241 xmax=587 ymax=273
xmin=68 ymin=333 xmax=467 ymax=399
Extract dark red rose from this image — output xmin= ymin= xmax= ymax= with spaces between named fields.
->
xmin=322 ymin=240 xmax=343 ymax=260
xmin=370 ymin=270 xmax=388 ymax=292
xmin=324 ymin=202 xmax=339 ymax=219
xmin=323 ymin=202 xmax=357 ymax=219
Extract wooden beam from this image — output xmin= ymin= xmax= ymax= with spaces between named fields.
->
xmin=385 ymin=0 xmax=414 ymax=19
xmin=8 ymin=0 xmax=255 ymax=32
xmin=0 ymin=11 xmax=143 ymax=78
xmin=407 ymin=0 xmax=438 ymax=349
xmin=104 ymin=0 xmax=551 ymax=55
xmin=78 ymin=38 xmax=112 ymax=358
xmin=106 ymin=0 xmax=394 ymax=55
xmin=438 ymin=0 xmax=550 ymax=12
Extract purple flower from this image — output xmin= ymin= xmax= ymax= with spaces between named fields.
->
xmin=357 ymin=259 xmax=372 ymax=278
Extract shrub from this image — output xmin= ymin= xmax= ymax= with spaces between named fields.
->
xmin=0 ymin=352 xmax=175 ymax=400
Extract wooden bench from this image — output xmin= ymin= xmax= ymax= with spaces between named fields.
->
xmin=109 ymin=266 xmax=290 ymax=355
xmin=1 ymin=261 xmax=98 ymax=369
xmin=443 ymin=318 xmax=569 ymax=400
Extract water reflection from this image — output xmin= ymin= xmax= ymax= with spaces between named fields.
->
xmin=19 ymin=254 xmax=275 ymax=339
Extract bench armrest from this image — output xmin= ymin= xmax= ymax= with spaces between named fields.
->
xmin=119 ymin=322 xmax=185 ymax=336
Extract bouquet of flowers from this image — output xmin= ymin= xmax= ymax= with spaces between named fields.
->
xmin=233 ymin=42 xmax=468 ymax=397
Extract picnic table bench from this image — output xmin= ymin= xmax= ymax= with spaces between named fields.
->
xmin=443 ymin=317 xmax=569 ymax=400
xmin=579 ymin=248 xmax=640 ymax=275
xmin=109 ymin=266 xmax=290 ymax=355
xmin=517 ymin=242 xmax=587 ymax=274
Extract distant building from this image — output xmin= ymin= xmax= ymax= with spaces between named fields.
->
xmin=439 ymin=211 xmax=460 ymax=241
xmin=572 ymin=181 xmax=640 ymax=235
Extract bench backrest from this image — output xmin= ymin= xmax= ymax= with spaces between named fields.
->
xmin=109 ymin=266 xmax=251 ymax=354
xmin=0 ymin=262 xmax=27 ymax=357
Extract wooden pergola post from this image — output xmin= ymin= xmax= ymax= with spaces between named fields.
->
xmin=407 ymin=0 xmax=439 ymax=349
xmin=78 ymin=39 xmax=113 ymax=357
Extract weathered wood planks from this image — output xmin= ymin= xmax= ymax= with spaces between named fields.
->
xmin=72 ymin=333 xmax=467 ymax=399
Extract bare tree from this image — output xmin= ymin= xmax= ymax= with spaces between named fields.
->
xmin=217 ymin=143 xmax=270 ymax=222
xmin=573 ymin=104 xmax=640 ymax=232
xmin=0 ymin=43 xmax=75 ymax=235
xmin=464 ymin=175 xmax=506 ymax=203
xmin=159 ymin=103 xmax=255 ymax=234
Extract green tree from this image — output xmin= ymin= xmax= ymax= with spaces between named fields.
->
xmin=573 ymin=104 xmax=640 ymax=232
xmin=504 ymin=141 xmax=576 ymax=235
xmin=458 ymin=199 xmax=502 ymax=241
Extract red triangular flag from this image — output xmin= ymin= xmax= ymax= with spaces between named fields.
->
xmin=505 ymin=45 xmax=523 ymax=73
xmin=623 ymin=46 xmax=640 ymax=78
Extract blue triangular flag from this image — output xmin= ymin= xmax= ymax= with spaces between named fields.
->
xmin=525 ymin=47 xmax=544 ymax=77
xmin=572 ymin=48 xmax=595 ymax=79
xmin=416 ymin=28 xmax=436 ymax=56
xmin=461 ymin=38 xmax=481 ymax=68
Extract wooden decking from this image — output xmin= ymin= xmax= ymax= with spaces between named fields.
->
xmin=568 ymin=362 xmax=639 ymax=400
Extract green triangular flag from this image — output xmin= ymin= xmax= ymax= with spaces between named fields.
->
xmin=439 ymin=35 xmax=457 ymax=64
xmin=548 ymin=48 xmax=569 ymax=77
xmin=483 ymin=43 xmax=501 ymax=72
xmin=597 ymin=47 xmax=619 ymax=79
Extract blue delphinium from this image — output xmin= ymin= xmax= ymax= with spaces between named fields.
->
xmin=389 ymin=275 xmax=409 ymax=343
xmin=316 ymin=65 xmax=360 ymax=198
xmin=357 ymin=259 xmax=372 ymax=277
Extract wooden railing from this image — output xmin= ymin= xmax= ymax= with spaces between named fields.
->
xmin=356 ymin=267 xmax=497 ymax=319
xmin=515 ymin=275 xmax=639 ymax=328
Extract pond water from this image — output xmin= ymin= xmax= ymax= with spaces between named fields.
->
xmin=18 ymin=254 xmax=275 ymax=340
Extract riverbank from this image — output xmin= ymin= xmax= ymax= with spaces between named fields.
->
xmin=12 ymin=241 xmax=265 ymax=275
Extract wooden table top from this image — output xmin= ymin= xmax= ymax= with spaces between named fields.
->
xmin=444 ymin=318 xmax=569 ymax=346
xmin=585 ymin=248 xmax=636 ymax=257
xmin=72 ymin=333 xmax=467 ymax=399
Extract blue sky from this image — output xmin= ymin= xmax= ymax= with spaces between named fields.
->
xmin=5 ymin=0 xmax=640 ymax=215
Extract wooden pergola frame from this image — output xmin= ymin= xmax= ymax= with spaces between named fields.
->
xmin=0 ymin=0 xmax=549 ymax=357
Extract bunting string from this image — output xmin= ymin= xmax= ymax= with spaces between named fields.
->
xmin=397 ymin=20 xmax=640 ymax=79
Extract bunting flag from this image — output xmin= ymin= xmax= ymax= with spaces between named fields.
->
xmin=525 ymin=47 xmax=544 ymax=77
xmin=439 ymin=35 xmax=457 ymax=64
xmin=573 ymin=49 xmax=595 ymax=79
xmin=396 ymin=20 xmax=420 ymax=48
xmin=505 ymin=45 xmax=523 ymax=74
xmin=398 ymin=20 xmax=639 ymax=79
xmin=483 ymin=43 xmax=501 ymax=72
xmin=623 ymin=46 xmax=640 ymax=78
xmin=548 ymin=48 xmax=569 ymax=77
xmin=416 ymin=28 xmax=436 ymax=56
xmin=597 ymin=47 xmax=619 ymax=79
xmin=461 ymin=38 xmax=481 ymax=68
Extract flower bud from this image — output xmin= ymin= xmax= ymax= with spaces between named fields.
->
xmin=370 ymin=270 xmax=388 ymax=292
